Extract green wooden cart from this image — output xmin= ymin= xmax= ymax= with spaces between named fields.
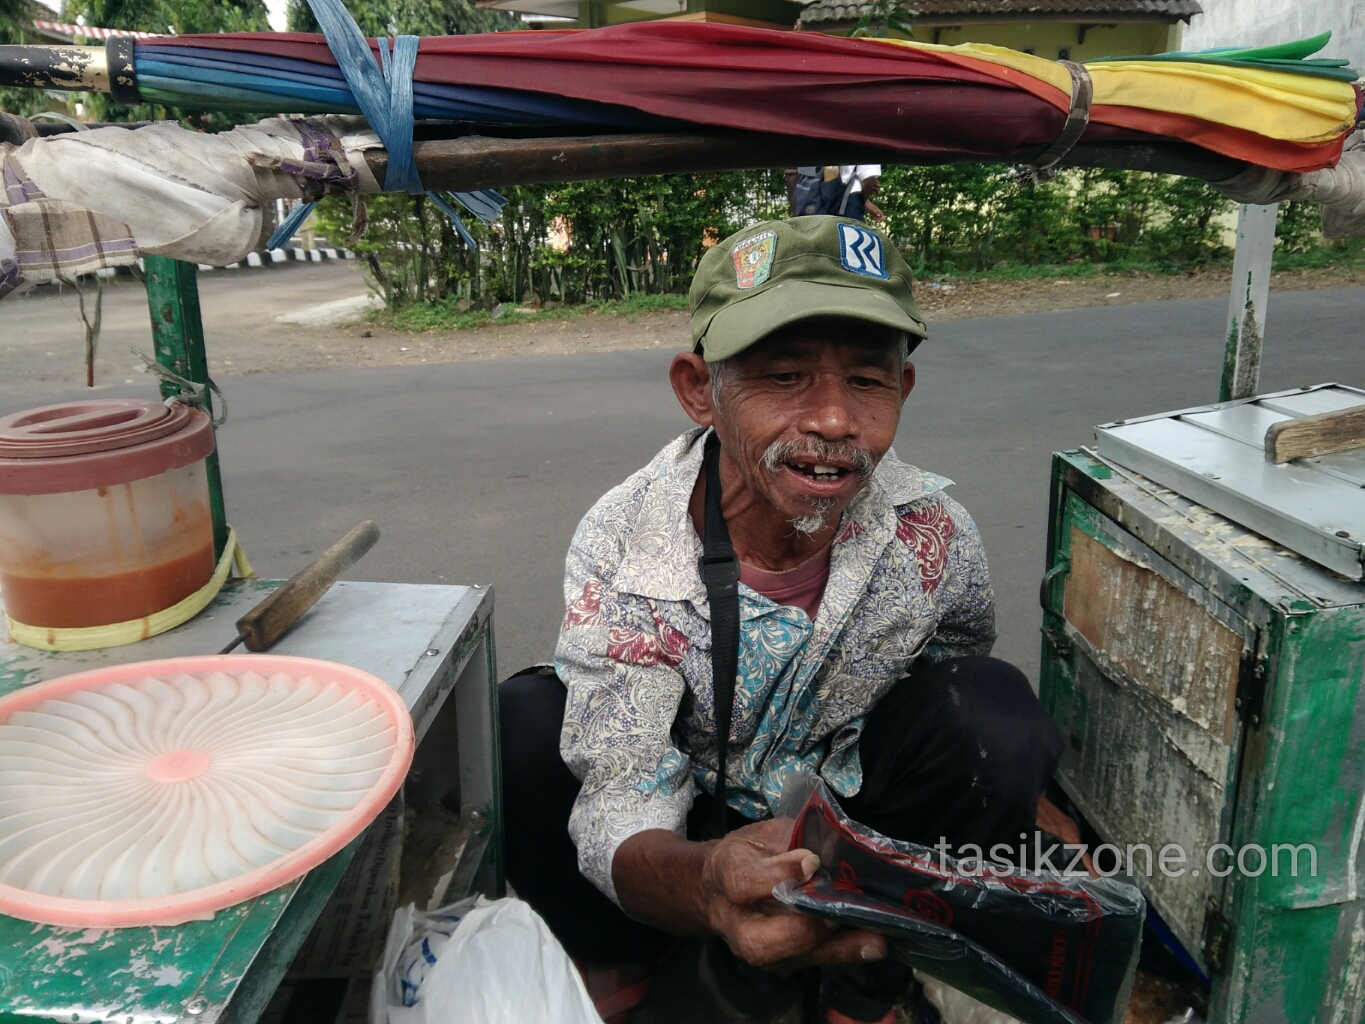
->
xmin=1041 ymin=430 xmax=1365 ymax=1022
xmin=0 ymin=258 xmax=505 ymax=1024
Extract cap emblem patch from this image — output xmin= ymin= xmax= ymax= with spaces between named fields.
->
xmin=731 ymin=229 xmax=777 ymax=289
xmin=838 ymin=223 xmax=888 ymax=280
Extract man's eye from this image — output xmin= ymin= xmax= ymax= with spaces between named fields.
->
xmin=849 ymin=376 xmax=884 ymax=388
xmin=770 ymin=373 xmax=801 ymax=384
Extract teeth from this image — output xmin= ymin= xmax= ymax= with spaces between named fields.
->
xmin=796 ymin=463 xmax=809 ymax=469
xmin=814 ymin=465 xmax=837 ymax=474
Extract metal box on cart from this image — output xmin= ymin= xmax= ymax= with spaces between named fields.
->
xmin=1039 ymin=386 xmax=1365 ymax=1023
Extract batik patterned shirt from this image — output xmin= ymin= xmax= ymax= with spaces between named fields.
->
xmin=555 ymin=428 xmax=995 ymax=903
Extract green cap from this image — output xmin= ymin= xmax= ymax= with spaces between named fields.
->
xmin=688 ymin=216 xmax=927 ymax=363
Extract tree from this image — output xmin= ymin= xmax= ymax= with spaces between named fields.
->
xmin=1 ymin=0 xmax=49 ymax=115
xmin=287 ymin=0 xmax=517 ymax=36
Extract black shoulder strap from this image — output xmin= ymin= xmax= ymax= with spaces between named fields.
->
xmin=698 ymin=432 xmax=740 ymax=839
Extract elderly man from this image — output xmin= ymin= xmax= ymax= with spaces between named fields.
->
xmin=501 ymin=216 xmax=1063 ymax=1024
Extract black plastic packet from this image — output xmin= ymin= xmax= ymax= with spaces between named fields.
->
xmin=772 ymin=775 xmax=1144 ymax=1024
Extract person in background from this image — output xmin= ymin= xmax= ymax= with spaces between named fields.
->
xmin=789 ymin=166 xmax=884 ymax=222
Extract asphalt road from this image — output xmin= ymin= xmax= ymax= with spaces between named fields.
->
xmin=2 ymin=286 xmax=1361 ymax=680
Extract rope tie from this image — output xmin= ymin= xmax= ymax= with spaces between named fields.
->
xmin=133 ymin=348 xmax=228 ymax=427
xmin=265 ymin=0 xmax=506 ymax=251
xmin=1027 ymin=61 xmax=1093 ymax=183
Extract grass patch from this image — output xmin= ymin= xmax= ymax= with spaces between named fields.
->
xmin=925 ymin=242 xmax=1365 ymax=284
xmin=1273 ymin=242 xmax=1365 ymax=272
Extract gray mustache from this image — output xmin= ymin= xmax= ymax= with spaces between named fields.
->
xmin=762 ymin=439 xmax=875 ymax=478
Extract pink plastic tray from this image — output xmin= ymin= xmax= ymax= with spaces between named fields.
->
xmin=0 ymin=655 xmax=415 ymax=927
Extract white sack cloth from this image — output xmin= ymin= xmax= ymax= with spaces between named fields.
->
xmin=0 ymin=117 xmax=378 ymax=297
xmin=1212 ymin=128 xmax=1365 ymax=238
xmin=372 ymin=896 xmax=601 ymax=1024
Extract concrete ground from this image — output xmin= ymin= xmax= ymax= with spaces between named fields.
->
xmin=2 ymin=280 xmax=1360 ymax=681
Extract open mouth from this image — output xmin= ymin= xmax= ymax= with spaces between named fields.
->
xmin=786 ymin=461 xmax=850 ymax=483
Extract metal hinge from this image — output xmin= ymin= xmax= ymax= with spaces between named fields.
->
xmin=1203 ymin=899 xmax=1232 ymax=974
xmin=1041 ymin=625 xmax=1074 ymax=661
xmin=1234 ymin=647 xmax=1267 ymax=728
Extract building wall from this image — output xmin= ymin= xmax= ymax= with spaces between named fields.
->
xmin=1181 ymin=0 xmax=1364 ymax=70
xmin=901 ymin=21 xmax=1180 ymax=60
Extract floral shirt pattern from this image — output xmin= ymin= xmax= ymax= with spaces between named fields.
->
xmin=555 ymin=428 xmax=995 ymax=903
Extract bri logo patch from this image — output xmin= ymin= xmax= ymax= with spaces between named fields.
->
xmin=838 ymin=223 xmax=888 ymax=279
xmin=731 ymin=229 xmax=777 ymax=289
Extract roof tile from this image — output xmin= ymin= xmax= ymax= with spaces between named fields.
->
xmin=799 ymin=0 xmax=1202 ymax=23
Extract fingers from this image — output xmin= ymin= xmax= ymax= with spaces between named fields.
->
xmin=717 ymin=846 xmax=820 ymax=905
xmin=800 ymin=928 xmax=887 ymax=967
xmin=725 ymin=909 xmax=888 ymax=969
xmin=726 ymin=907 xmax=831 ymax=966
xmin=732 ymin=816 xmax=797 ymax=854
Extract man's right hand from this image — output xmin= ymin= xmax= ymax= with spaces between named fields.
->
xmin=614 ymin=821 xmax=888 ymax=970
xmin=701 ymin=818 xmax=888 ymax=968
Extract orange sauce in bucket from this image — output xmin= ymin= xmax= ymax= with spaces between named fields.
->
xmin=0 ymin=542 xmax=216 ymax=628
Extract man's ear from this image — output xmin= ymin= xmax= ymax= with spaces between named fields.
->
xmin=670 ymin=352 xmax=716 ymax=427
xmin=901 ymin=361 xmax=917 ymax=403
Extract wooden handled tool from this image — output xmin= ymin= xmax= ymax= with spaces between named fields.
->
xmin=1265 ymin=405 xmax=1365 ymax=464
xmin=220 ymin=521 xmax=380 ymax=654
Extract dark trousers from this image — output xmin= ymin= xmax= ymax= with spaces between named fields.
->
xmin=500 ymin=656 xmax=1064 ymax=1021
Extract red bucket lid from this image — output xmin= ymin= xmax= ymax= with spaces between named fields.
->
xmin=0 ymin=400 xmax=216 ymax=495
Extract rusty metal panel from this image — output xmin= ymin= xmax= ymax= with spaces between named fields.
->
xmin=1064 ymin=526 xmax=1244 ymax=745
xmin=1050 ymin=499 xmax=1254 ymax=969
xmin=1052 ymin=648 xmax=1226 ymax=961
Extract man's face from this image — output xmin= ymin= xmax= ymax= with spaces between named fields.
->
xmin=703 ymin=323 xmax=914 ymax=533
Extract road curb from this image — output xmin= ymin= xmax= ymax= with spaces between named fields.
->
xmin=76 ymin=248 xmax=359 ymax=281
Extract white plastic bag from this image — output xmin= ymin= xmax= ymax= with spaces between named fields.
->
xmin=371 ymin=896 xmax=601 ymax=1024
xmin=917 ymin=970 xmax=1022 ymax=1024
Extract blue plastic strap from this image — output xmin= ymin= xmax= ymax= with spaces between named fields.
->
xmin=426 ymin=191 xmax=479 ymax=248
xmin=449 ymin=190 xmax=508 ymax=224
xmin=378 ymin=35 xmax=422 ymax=194
xmin=304 ymin=0 xmax=401 ymax=174
xmin=266 ymin=199 xmax=317 ymax=251
xmin=303 ymin=0 xmax=506 ymax=246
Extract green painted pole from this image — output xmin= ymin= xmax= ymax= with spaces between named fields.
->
xmin=143 ymin=256 xmax=229 ymax=561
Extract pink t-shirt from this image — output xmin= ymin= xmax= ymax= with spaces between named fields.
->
xmin=738 ymin=543 xmax=832 ymax=620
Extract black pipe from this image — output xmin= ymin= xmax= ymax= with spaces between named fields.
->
xmin=106 ymin=37 xmax=139 ymax=106
xmin=0 ymin=44 xmax=99 ymax=91
xmin=0 ymin=112 xmax=151 ymax=145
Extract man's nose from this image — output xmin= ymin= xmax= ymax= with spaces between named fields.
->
xmin=796 ymin=379 xmax=858 ymax=439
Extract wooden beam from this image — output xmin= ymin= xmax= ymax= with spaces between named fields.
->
xmin=378 ymin=132 xmax=897 ymax=193
xmin=385 ymin=132 xmax=1245 ymax=192
xmin=1265 ymin=406 xmax=1365 ymax=464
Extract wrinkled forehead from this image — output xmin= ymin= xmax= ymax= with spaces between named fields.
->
xmin=735 ymin=319 xmax=907 ymax=373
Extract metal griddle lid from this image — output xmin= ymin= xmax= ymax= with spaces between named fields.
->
xmin=1094 ymin=384 xmax=1365 ymax=581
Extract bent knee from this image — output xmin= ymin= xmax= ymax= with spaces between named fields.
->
xmin=917 ymin=656 xmax=1062 ymax=788
xmin=499 ymin=667 xmax=569 ymax=775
